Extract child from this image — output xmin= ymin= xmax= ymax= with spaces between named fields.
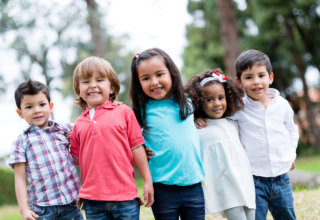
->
xmin=234 ymin=49 xmax=299 ymax=220
xmin=70 ymin=56 xmax=153 ymax=220
xmin=185 ymin=69 xmax=255 ymax=220
xmin=9 ymin=79 xmax=83 ymax=220
xmin=196 ymin=49 xmax=299 ymax=220
xmin=130 ymin=48 xmax=205 ymax=220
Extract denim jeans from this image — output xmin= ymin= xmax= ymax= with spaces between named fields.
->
xmin=254 ymin=173 xmax=296 ymax=220
xmin=152 ymin=182 xmax=205 ymax=220
xmin=31 ymin=201 xmax=83 ymax=220
xmin=83 ymin=199 xmax=139 ymax=220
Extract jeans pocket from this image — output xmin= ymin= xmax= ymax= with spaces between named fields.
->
xmin=279 ymin=173 xmax=291 ymax=187
xmin=253 ymin=176 xmax=261 ymax=187
xmin=32 ymin=204 xmax=46 ymax=215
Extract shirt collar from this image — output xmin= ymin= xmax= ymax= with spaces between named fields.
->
xmin=82 ymin=101 xmax=115 ymax=116
xmin=24 ymin=120 xmax=60 ymax=133
xmin=244 ymin=88 xmax=279 ymax=105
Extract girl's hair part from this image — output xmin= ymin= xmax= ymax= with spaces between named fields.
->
xmin=185 ymin=68 xmax=244 ymax=119
xmin=73 ymin=56 xmax=120 ymax=109
xmin=130 ymin=48 xmax=192 ymax=129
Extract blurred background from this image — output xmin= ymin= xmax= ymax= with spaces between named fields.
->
xmin=0 ymin=0 xmax=319 ymax=218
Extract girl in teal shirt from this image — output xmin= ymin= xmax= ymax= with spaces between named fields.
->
xmin=130 ymin=48 xmax=205 ymax=220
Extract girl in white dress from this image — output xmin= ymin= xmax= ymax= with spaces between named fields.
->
xmin=185 ymin=69 xmax=255 ymax=220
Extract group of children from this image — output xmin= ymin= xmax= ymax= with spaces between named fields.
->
xmin=9 ymin=48 xmax=299 ymax=220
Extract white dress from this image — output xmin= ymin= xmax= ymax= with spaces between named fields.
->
xmin=198 ymin=118 xmax=255 ymax=216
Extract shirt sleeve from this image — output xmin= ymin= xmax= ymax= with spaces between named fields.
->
xmin=124 ymin=106 xmax=145 ymax=149
xmin=283 ymin=101 xmax=299 ymax=151
xmin=8 ymin=135 xmax=27 ymax=169
xmin=70 ymin=124 xmax=80 ymax=158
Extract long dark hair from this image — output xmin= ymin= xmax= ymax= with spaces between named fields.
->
xmin=130 ymin=48 xmax=192 ymax=129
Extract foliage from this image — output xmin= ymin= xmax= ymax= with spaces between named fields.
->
xmin=0 ymin=0 xmax=135 ymax=121
xmin=183 ymin=0 xmax=225 ymax=78
xmin=0 ymin=168 xmax=16 ymax=206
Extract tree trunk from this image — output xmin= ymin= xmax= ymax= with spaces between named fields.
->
xmin=284 ymin=18 xmax=320 ymax=150
xmin=85 ymin=0 xmax=106 ymax=56
xmin=217 ymin=0 xmax=239 ymax=78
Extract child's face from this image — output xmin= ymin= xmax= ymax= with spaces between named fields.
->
xmin=78 ymin=72 xmax=114 ymax=109
xmin=237 ymin=64 xmax=273 ymax=104
xmin=17 ymin=92 xmax=53 ymax=129
xmin=203 ymin=83 xmax=227 ymax=119
xmin=137 ymin=56 xmax=172 ymax=100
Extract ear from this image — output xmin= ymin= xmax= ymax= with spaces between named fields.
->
xmin=49 ymin=102 xmax=54 ymax=113
xmin=269 ymin=72 xmax=274 ymax=85
xmin=16 ymin=109 xmax=24 ymax=119
xmin=235 ymin=77 xmax=242 ymax=88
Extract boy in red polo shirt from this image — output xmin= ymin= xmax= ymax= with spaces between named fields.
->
xmin=70 ymin=56 xmax=153 ymax=220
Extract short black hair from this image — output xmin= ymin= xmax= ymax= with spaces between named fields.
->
xmin=15 ymin=79 xmax=50 ymax=109
xmin=235 ymin=49 xmax=272 ymax=79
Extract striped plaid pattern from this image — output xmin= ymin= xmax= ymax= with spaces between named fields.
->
xmin=9 ymin=121 xmax=80 ymax=206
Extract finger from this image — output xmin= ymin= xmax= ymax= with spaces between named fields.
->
xmin=31 ymin=211 xmax=39 ymax=218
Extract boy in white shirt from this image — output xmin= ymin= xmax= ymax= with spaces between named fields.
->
xmin=233 ymin=49 xmax=299 ymax=220
xmin=196 ymin=49 xmax=299 ymax=220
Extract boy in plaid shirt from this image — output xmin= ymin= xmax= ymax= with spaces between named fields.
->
xmin=9 ymin=79 xmax=83 ymax=220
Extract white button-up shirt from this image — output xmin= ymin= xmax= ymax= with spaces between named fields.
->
xmin=230 ymin=88 xmax=299 ymax=177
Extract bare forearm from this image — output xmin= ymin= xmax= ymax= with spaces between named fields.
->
xmin=132 ymin=145 xmax=152 ymax=183
xmin=14 ymin=163 xmax=29 ymax=214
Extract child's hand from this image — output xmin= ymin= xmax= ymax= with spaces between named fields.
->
xmin=112 ymin=100 xmax=122 ymax=106
xmin=21 ymin=208 xmax=39 ymax=220
xmin=143 ymin=181 xmax=154 ymax=207
xmin=290 ymin=161 xmax=295 ymax=170
xmin=66 ymin=129 xmax=73 ymax=139
xmin=194 ymin=118 xmax=207 ymax=129
xmin=145 ymin=147 xmax=155 ymax=160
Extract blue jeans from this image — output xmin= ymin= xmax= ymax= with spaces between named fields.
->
xmin=83 ymin=199 xmax=139 ymax=220
xmin=31 ymin=201 xmax=83 ymax=220
xmin=152 ymin=182 xmax=205 ymax=220
xmin=254 ymin=173 xmax=296 ymax=220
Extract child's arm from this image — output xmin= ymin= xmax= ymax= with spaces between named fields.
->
xmin=14 ymin=163 xmax=39 ymax=220
xmin=132 ymin=145 xmax=154 ymax=207
xmin=194 ymin=117 xmax=207 ymax=128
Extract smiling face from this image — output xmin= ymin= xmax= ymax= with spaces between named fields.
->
xmin=203 ymin=83 xmax=227 ymax=119
xmin=79 ymin=72 xmax=114 ymax=109
xmin=137 ymin=56 xmax=172 ymax=100
xmin=17 ymin=92 xmax=53 ymax=129
xmin=238 ymin=64 xmax=274 ymax=105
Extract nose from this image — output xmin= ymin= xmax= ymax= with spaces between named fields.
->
xmin=253 ymin=76 xmax=260 ymax=84
xmin=34 ymin=105 xmax=41 ymax=113
xmin=89 ymin=79 xmax=97 ymax=87
xmin=150 ymin=76 xmax=159 ymax=85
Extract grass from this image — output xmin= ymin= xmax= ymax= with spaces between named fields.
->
xmin=1 ymin=188 xmax=320 ymax=220
xmin=295 ymin=155 xmax=320 ymax=173
xmin=1 ymin=155 xmax=319 ymax=219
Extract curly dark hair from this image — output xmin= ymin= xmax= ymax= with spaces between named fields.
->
xmin=185 ymin=68 xmax=244 ymax=119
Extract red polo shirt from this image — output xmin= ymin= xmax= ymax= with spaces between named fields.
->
xmin=70 ymin=101 xmax=144 ymax=201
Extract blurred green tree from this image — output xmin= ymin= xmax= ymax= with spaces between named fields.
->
xmin=0 ymin=0 xmax=134 ymax=121
xmin=183 ymin=0 xmax=320 ymax=149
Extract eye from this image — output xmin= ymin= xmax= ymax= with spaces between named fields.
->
xmin=157 ymin=72 xmax=164 ymax=77
xmin=97 ymin=78 xmax=104 ymax=82
xmin=218 ymin=96 xmax=225 ymax=100
xmin=206 ymin=97 xmax=213 ymax=102
xmin=25 ymin=105 xmax=32 ymax=109
xmin=40 ymin=103 xmax=47 ymax=107
xmin=259 ymin=73 xmax=266 ymax=78
xmin=141 ymin=77 xmax=149 ymax=81
xmin=244 ymin=75 xmax=251 ymax=80
xmin=81 ymin=80 xmax=89 ymax=84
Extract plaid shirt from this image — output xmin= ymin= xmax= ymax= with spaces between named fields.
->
xmin=9 ymin=121 xmax=80 ymax=206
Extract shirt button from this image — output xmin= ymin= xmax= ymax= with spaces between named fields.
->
xmin=93 ymin=121 xmax=97 ymax=124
